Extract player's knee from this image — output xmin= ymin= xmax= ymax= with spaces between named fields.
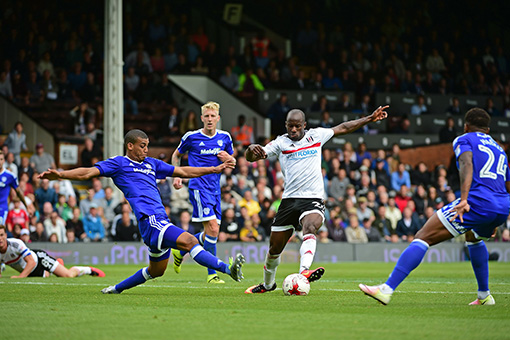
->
xmin=178 ymin=232 xmax=199 ymax=252
xmin=204 ymin=221 xmax=220 ymax=237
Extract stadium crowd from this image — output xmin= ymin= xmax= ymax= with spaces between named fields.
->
xmin=2 ymin=136 xmax=510 ymax=245
xmin=1 ymin=0 xmax=510 ymax=245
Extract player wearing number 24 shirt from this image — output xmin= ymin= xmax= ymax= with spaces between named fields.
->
xmin=360 ymin=108 xmax=510 ymax=306
xmin=244 ymin=106 xmax=389 ymax=294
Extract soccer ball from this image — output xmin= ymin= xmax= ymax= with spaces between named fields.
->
xmin=282 ymin=273 xmax=310 ymax=296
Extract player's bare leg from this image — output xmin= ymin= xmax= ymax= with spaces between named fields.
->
xmin=52 ymin=263 xmax=105 ymax=278
xmin=245 ymin=229 xmax=293 ymax=294
xmin=202 ymin=219 xmax=224 ymax=283
xmin=464 ymin=231 xmax=494 ymax=305
xmin=360 ymin=213 xmax=453 ymax=305
xmin=299 ymin=213 xmax=325 ymax=282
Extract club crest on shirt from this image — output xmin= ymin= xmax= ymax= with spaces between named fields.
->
xmin=217 ymin=140 xmax=223 ymax=147
xmin=1 ymin=176 xmax=6 ymax=182
xmin=145 ymin=163 xmax=152 ymax=169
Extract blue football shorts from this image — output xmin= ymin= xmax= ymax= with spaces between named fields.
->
xmin=437 ymin=198 xmax=509 ymax=240
xmin=139 ymin=215 xmax=185 ymax=262
xmin=189 ymin=189 xmax=221 ymax=223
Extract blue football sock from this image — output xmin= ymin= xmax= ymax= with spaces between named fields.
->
xmin=203 ymin=234 xmax=218 ymax=275
xmin=115 ymin=267 xmax=153 ymax=293
xmin=386 ymin=239 xmax=429 ymax=290
xmin=467 ymin=241 xmax=489 ymax=292
xmin=179 ymin=231 xmax=204 ymax=257
xmin=190 ymin=244 xmax=230 ymax=274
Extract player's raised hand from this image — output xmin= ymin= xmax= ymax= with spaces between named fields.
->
xmin=173 ymin=177 xmax=183 ymax=190
xmin=369 ymin=105 xmax=389 ymax=122
xmin=450 ymin=199 xmax=470 ymax=223
xmin=38 ymin=168 xmax=62 ymax=180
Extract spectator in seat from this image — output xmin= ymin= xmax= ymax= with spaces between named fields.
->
xmin=345 ymin=215 xmax=368 ymax=244
xmin=4 ymin=121 xmax=27 ymax=166
xmin=113 ymin=209 xmax=141 ymax=242
xmin=391 ymin=162 xmax=411 ymax=192
xmin=66 ymin=206 xmax=87 ymax=241
xmin=446 ymin=97 xmax=462 ymax=115
xmin=81 ymin=137 xmax=102 ymax=167
xmin=266 ymin=93 xmax=291 ymax=136
xmin=70 ymin=102 xmax=96 ymax=136
xmin=219 ymin=65 xmax=239 ymax=92
xmin=175 ymin=210 xmax=195 ymax=234
xmin=0 ymin=71 xmax=13 ymax=100
xmin=410 ymin=95 xmax=428 ymax=115
xmin=44 ymin=211 xmax=67 ymax=243
xmin=396 ymin=206 xmax=421 ymax=242
xmin=231 ymin=115 xmax=254 ymax=149
xmin=35 ymin=178 xmax=57 ymax=214
xmin=82 ymin=203 xmax=105 ymax=242
xmin=30 ymin=221 xmax=48 ymax=242
xmin=363 ymin=218 xmax=381 ymax=242
xmin=439 ymin=116 xmax=458 ymax=143
xmin=219 ymin=208 xmax=240 ymax=242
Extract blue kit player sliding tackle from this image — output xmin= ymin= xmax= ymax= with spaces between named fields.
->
xmin=39 ymin=129 xmax=245 ymax=294
xmin=360 ymin=108 xmax=510 ymax=305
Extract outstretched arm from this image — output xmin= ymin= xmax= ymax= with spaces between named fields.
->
xmin=39 ymin=167 xmax=101 ymax=181
xmin=172 ymin=160 xmax=235 ymax=178
xmin=332 ymin=105 xmax=389 ymax=136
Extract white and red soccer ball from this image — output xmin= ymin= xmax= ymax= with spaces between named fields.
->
xmin=282 ymin=273 xmax=310 ymax=296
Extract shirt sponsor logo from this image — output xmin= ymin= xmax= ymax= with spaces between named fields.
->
xmin=133 ymin=168 xmax=155 ymax=176
xmin=200 ymin=148 xmax=221 ymax=155
xmin=287 ymin=148 xmax=318 ymax=159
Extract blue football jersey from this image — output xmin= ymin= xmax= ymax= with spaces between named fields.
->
xmin=177 ymin=129 xmax=234 ymax=193
xmin=0 ymin=170 xmax=18 ymax=212
xmin=453 ymin=132 xmax=510 ymax=213
xmin=95 ymin=156 xmax=175 ymax=221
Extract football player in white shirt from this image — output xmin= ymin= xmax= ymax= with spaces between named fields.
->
xmin=0 ymin=225 xmax=105 ymax=278
xmin=244 ymin=106 xmax=388 ymax=293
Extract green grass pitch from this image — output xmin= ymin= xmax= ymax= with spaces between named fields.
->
xmin=2 ymin=262 xmax=509 ymax=340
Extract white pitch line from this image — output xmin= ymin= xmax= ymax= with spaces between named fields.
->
xmin=1 ymin=281 xmax=510 ymax=295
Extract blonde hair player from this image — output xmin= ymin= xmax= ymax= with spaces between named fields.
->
xmin=171 ymin=101 xmax=237 ymax=284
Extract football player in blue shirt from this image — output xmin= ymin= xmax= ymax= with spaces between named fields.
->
xmin=171 ymin=101 xmax=236 ymax=284
xmin=39 ymin=129 xmax=245 ymax=294
xmin=0 ymin=150 xmax=27 ymax=227
xmin=360 ymin=108 xmax=510 ymax=305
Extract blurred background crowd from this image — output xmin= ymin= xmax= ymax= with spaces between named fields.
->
xmin=1 ymin=0 xmax=509 ymax=245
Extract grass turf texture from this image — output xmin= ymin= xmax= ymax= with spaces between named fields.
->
xmin=1 ymin=262 xmax=509 ymax=340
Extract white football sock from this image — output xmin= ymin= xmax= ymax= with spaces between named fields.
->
xmin=72 ymin=266 xmax=92 ymax=276
xmin=263 ymin=253 xmax=281 ymax=289
xmin=478 ymin=290 xmax=490 ymax=300
xmin=380 ymin=283 xmax=394 ymax=294
xmin=299 ymin=234 xmax=317 ymax=273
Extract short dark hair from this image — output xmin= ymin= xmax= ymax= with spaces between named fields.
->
xmin=124 ymin=129 xmax=148 ymax=149
xmin=286 ymin=109 xmax=305 ymax=121
xmin=465 ymin=108 xmax=490 ymax=129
